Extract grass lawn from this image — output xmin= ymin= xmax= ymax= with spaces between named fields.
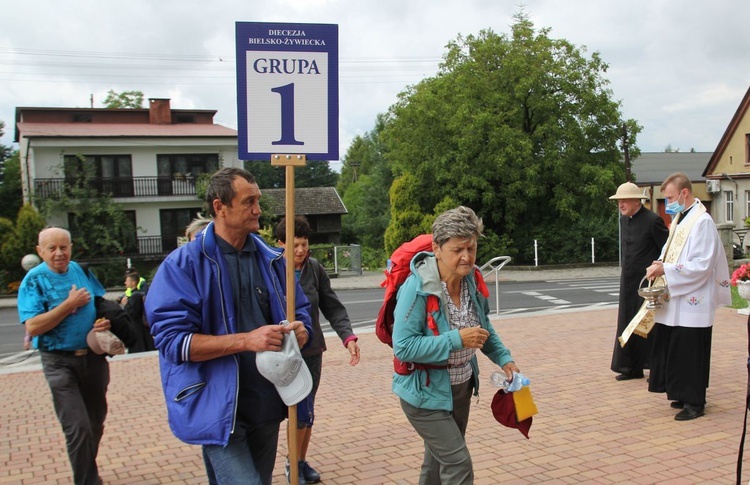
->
xmin=731 ymin=285 xmax=749 ymax=309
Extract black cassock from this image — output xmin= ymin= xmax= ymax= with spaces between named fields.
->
xmin=611 ymin=205 xmax=669 ymax=374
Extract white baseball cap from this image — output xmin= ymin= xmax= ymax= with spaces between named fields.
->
xmin=256 ymin=330 xmax=312 ymax=406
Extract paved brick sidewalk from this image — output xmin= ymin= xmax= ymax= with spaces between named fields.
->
xmin=1 ymin=305 xmax=746 ymax=484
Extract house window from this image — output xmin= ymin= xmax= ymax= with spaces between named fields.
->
xmin=160 ymin=208 xmax=201 ymax=252
xmin=63 ymin=155 xmax=133 ymax=196
xmin=175 ymin=114 xmax=195 ymax=123
xmin=73 ymin=113 xmax=92 ymax=122
xmin=64 ymin=155 xmax=132 ymax=179
xmin=156 ymin=154 xmax=219 ymax=178
xmin=746 ymin=190 xmax=750 ymax=219
xmin=726 ymin=190 xmax=734 ymax=222
xmin=747 ymin=134 xmax=750 ymax=164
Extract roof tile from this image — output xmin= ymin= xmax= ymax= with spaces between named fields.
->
xmin=263 ymin=187 xmax=347 ymax=216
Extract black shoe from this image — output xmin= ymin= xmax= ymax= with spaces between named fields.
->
xmin=299 ymin=461 xmax=321 ymax=483
xmin=670 ymin=401 xmax=684 ymax=409
xmin=615 ymin=372 xmax=644 ymax=381
xmin=285 ymin=457 xmax=306 ymax=485
xmin=674 ymin=404 xmax=704 ymax=421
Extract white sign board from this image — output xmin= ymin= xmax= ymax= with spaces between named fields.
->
xmin=236 ymin=22 xmax=339 ymax=161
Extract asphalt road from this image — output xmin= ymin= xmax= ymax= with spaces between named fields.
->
xmin=321 ymin=276 xmax=620 ymax=336
xmin=0 ymin=307 xmax=25 ymax=359
xmin=0 ymin=276 xmax=620 ymax=360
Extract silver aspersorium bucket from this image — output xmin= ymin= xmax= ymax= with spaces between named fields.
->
xmin=637 ymin=276 xmax=667 ymax=310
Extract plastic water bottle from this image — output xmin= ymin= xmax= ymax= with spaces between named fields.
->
xmin=490 ymin=371 xmax=530 ymax=393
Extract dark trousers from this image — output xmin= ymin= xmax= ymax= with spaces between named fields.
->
xmin=202 ymin=420 xmax=280 ymax=485
xmin=648 ymin=323 xmax=712 ymax=406
xmin=298 ymin=353 xmax=323 ymax=428
xmin=611 ymin=294 xmax=653 ymax=375
xmin=400 ymin=379 xmax=475 ymax=485
xmin=40 ymin=351 xmax=110 ymax=485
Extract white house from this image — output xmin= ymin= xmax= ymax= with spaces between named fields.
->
xmin=14 ymin=98 xmax=241 ymax=256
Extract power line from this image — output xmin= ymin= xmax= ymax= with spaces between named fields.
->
xmin=0 ymin=45 xmax=440 ymax=86
xmin=0 ymin=46 xmax=441 ymax=65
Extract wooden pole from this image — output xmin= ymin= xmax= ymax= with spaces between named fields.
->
xmin=270 ymin=153 xmax=306 ymax=484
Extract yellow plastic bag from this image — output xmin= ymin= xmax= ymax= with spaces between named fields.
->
xmin=512 ymin=386 xmax=538 ymax=422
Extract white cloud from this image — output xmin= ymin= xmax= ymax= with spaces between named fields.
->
xmin=2 ymin=0 xmax=749 ymax=159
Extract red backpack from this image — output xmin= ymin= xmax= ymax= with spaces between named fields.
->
xmin=376 ymin=234 xmax=491 ymax=382
xmin=376 ymin=235 xmax=442 ymax=380
xmin=376 ymin=234 xmax=437 ymax=347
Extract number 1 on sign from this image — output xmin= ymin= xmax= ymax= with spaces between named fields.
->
xmin=271 ymin=83 xmax=304 ymax=146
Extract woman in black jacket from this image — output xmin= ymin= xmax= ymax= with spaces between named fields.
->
xmin=275 ymin=216 xmax=360 ymax=485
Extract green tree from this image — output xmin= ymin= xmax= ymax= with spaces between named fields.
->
xmin=382 ymin=12 xmax=638 ymax=264
xmin=242 ymin=161 xmax=280 ymax=187
xmin=0 ymin=150 xmax=23 ymax=220
xmin=341 ymin=167 xmax=391 ymax=248
xmin=35 ymin=155 xmax=136 ymax=260
xmin=0 ymin=121 xmax=11 ymax=165
xmin=0 ymin=121 xmax=22 ymax=220
xmin=338 ymin=114 xmax=391 ymax=198
xmin=296 ymin=161 xmax=339 ymax=188
xmin=243 ymin=160 xmax=339 ymax=189
xmin=338 ymin=115 xmax=393 ymax=249
xmin=0 ymin=217 xmax=14 ymax=255
xmin=103 ymin=90 xmax=144 ymax=109
xmin=384 ymin=173 xmax=435 ymax=252
xmin=0 ymin=205 xmax=46 ymax=286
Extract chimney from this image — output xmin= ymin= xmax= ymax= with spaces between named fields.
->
xmin=149 ymin=98 xmax=171 ymax=124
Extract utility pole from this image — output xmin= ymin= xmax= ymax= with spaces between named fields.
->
xmin=350 ymin=161 xmax=360 ymax=183
xmin=622 ymin=124 xmax=631 ymax=182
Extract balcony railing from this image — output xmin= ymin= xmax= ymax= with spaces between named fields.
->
xmin=34 ymin=176 xmax=198 ymax=199
xmin=121 ymin=235 xmax=182 ymax=257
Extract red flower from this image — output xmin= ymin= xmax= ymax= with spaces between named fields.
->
xmin=731 ymin=263 xmax=750 ymax=286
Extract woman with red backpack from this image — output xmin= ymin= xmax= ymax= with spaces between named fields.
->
xmin=392 ymin=206 xmax=520 ymax=484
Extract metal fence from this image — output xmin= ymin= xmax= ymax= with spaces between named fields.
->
xmin=309 ymin=244 xmax=362 ymax=276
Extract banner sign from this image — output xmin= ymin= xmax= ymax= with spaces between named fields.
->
xmin=236 ymin=22 xmax=339 ymax=161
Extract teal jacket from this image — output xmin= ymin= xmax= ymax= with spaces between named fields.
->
xmin=392 ymin=252 xmax=514 ymax=411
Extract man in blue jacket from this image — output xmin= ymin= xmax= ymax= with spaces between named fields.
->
xmin=146 ymin=168 xmax=313 ymax=485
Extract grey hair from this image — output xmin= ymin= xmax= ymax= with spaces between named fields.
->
xmin=185 ymin=214 xmax=213 ymax=239
xmin=206 ymin=167 xmax=256 ymax=217
xmin=432 ymin=206 xmax=483 ymax=247
xmin=38 ymin=226 xmax=72 ymax=245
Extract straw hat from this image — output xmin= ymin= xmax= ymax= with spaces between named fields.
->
xmin=609 ymin=182 xmax=647 ymax=200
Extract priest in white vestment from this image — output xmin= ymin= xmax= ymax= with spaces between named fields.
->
xmin=645 ymin=172 xmax=731 ymax=421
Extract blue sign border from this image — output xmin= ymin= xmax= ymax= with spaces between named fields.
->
xmin=236 ymin=22 xmax=339 ymax=161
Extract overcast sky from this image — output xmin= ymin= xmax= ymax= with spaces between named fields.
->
xmin=1 ymin=0 xmax=749 ymax=168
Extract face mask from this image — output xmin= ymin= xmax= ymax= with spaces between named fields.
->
xmin=665 ymin=191 xmax=685 ymax=215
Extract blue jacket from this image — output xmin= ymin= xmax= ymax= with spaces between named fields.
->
xmin=392 ymin=252 xmax=514 ymax=411
xmin=145 ymin=223 xmax=312 ymax=445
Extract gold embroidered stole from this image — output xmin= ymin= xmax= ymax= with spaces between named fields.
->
xmin=662 ymin=202 xmax=706 ymax=264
